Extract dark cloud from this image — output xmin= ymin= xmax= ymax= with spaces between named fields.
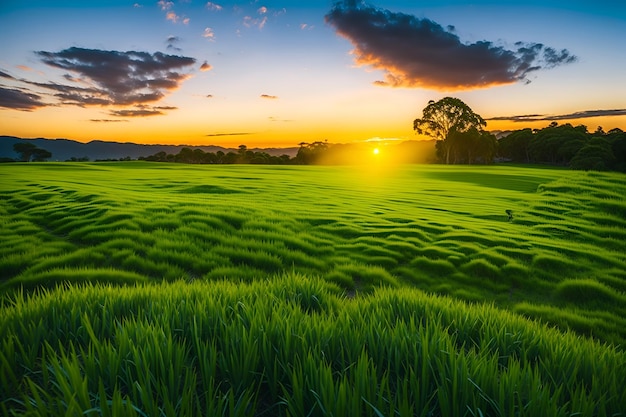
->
xmin=490 ymin=109 xmax=626 ymax=122
xmin=200 ymin=61 xmax=213 ymax=72
xmin=260 ymin=94 xmax=278 ymax=99
xmin=206 ymin=132 xmax=254 ymax=137
xmin=325 ymin=1 xmax=577 ymax=90
xmin=0 ymin=70 xmax=16 ymax=79
xmin=0 ymin=86 xmax=47 ymax=110
xmin=36 ymin=47 xmax=196 ymax=106
xmin=166 ymin=36 xmax=182 ymax=52
xmin=109 ymin=108 xmax=165 ymax=117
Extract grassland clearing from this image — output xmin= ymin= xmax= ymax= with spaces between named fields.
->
xmin=1 ymin=162 xmax=625 ymax=415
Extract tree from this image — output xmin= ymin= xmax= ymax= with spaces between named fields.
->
xmin=413 ymin=97 xmax=486 ymax=164
xmin=13 ymin=142 xmax=51 ymax=162
xmin=32 ymin=148 xmax=52 ymax=162
xmin=498 ymin=128 xmax=533 ymax=162
xmin=570 ymin=137 xmax=615 ymax=171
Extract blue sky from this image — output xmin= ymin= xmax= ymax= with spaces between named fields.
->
xmin=1 ymin=0 xmax=625 ymax=146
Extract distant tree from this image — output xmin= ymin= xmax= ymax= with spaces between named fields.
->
xmin=295 ymin=141 xmax=329 ymax=164
xmin=570 ymin=137 xmax=615 ymax=171
xmin=13 ymin=142 xmax=52 ymax=162
xmin=498 ymin=128 xmax=533 ymax=162
xmin=528 ymin=123 xmax=587 ymax=165
xmin=413 ymin=97 xmax=486 ymax=164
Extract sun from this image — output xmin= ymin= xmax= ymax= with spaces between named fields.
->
xmin=373 ymin=148 xmax=380 ymax=155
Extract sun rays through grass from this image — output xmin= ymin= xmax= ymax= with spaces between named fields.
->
xmin=1 ymin=162 xmax=625 ymax=415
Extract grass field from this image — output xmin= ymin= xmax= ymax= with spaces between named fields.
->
xmin=1 ymin=162 xmax=625 ymax=416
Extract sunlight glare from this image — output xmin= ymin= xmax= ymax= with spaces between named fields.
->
xmin=373 ymin=148 xmax=380 ymax=155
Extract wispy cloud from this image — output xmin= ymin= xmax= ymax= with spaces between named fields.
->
xmin=489 ymin=109 xmax=626 ymax=122
xmin=206 ymin=2 xmax=222 ymax=11
xmin=243 ymin=15 xmax=267 ymax=29
xmin=0 ymin=86 xmax=47 ymax=111
xmin=325 ymin=1 xmax=577 ymax=90
xmin=109 ymin=108 xmax=165 ymax=117
xmin=90 ymin=119 xmax=129 ymax=122
xmin=0 ymin=69 xmax=16 ymax=80
xmin=269 ymin=116 xmax=293 ymax=122
xmin=206 ymin=132 xmax=254 ymax=137
xmin=166 ymin=36 xmax=182 ymax=51
xmin=203 ymin=27 xmax=216 ymax=41
xmin=260 ymin=94 xmax=278 ymax=99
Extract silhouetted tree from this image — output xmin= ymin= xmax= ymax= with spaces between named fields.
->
xmin=413 ymin=97 xmax=486 ymax=164
xmin=13 ymin=142 xmax=52 ymax=162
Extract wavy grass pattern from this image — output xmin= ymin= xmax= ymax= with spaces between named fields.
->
xmin=0 ymin=162 xmax=625 ymax=415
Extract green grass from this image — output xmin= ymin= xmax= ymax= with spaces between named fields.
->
xmin=1 ymin=277 xmax=625 ymax=416
xmin=1 ymin=162 xmax=625 ymax=416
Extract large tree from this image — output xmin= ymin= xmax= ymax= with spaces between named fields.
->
xmin=13 ymin=142 xmax=51 ymax=162
xmin=413 ymin=97 xmax=486 ymax=164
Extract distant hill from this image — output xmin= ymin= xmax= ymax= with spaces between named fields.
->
xmin=0 ymin=136 xmax=299 ymax=161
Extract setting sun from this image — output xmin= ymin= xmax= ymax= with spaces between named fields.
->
xmin=373 ymin=148 xmax=380 ymax=155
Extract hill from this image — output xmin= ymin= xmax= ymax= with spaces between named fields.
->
xmin=0 ymin=136 xmax=299 ymax=161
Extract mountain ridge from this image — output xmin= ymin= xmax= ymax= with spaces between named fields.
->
xmin=0 ymin=136 xmax=300 ymax=161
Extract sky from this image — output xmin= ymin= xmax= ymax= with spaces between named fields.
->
xmin=1 ymin=0 xmax=625 ymax=148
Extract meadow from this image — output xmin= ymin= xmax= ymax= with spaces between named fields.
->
xmin=1 ymin=162 xmax=625 ymax=416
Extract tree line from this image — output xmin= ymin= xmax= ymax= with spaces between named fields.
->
xmin=5 ymin=97 xmax=625 ymax=172
xmin=414 ymin=97 xmax=626 ymax=172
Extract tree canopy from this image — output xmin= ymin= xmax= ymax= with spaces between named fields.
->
xmin=414 ymin=97 xmax=489 ymax=164
xmin=13 ymin=142 xmax=52 ymax=162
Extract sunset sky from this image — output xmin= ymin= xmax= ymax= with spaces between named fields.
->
xmin=1 ymin=0 xmax=625 ymax=147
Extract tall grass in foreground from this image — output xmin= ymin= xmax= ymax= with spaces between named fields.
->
xmin=1 ymin=276 xmax=624 ymax=416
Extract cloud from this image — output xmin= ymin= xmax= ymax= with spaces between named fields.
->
xmin=489 ymin=109 xmax=626 ymax=122
xmin=200 ymin=61 xmax=213 ymax=71
xmin=206 ymin=132 xmax=254 ymax=137
xmin=260 ymin=94 xmax=278 ymax=99
xmin=0 ymin=86 xmax=47 ymax=111
xmin=243 ymin=15 xmax=268 ymax=29
xmin=158 ymin=0 xmax=173 ymax=11
xmin=90 ymin=119 xmax=129 ymax=122
xmin=166 ymin=36 xmax=182 ymax=51
xmin=203 ymin=27 xmax=216 ymax=40
xmin=257 ymin=6 xmax=268 ymax=14
xmin=269 ymin=116 xmax=293 ymax=122
xmin=325 ymin=1 xmax=577 ymax=90
xmin=206 ymin=94 xmax=213 ymax=98
xmin=206 ymin=2 xmax=223 ymax=11
xmin=109 ymin=108 xmax=165 ymax=117
xmin=35 ymin=47 xmax=196 ymax=107
xmin=0 ymin=69 xmax=16 ymax=79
